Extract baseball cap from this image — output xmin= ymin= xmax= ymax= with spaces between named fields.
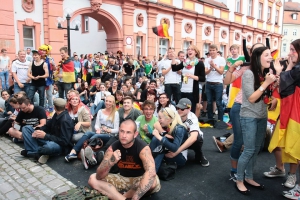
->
xmin=32 ymin=50 xmax=41 ymax=55
xmin=176 ymin=98 xmax=191 ymax=109
xmin=54 ymin=98 xmax=66 ymax=107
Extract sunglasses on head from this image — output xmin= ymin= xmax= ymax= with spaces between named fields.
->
xmin=176 ymin=107 xmax=186 ymax=111
xmin=163 ymin=108 xmax=173 ymax=119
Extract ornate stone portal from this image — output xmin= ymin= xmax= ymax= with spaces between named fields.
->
xmin=90 ymin=0 xmax=102 ymax=12
xmin=22 ymin=0 xmax=34 ymax=13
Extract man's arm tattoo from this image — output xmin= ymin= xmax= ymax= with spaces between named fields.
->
xmin=110 ymin=155 xmax=116 ymax=163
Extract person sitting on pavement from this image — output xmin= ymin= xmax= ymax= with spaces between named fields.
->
xmin=20 ymin=98 xmax=74 ymax=164
xmin=135 ymin=100 xmax=158 ymax=144
xmin=0 ymin=90 xmax=14 ymax=127
xmin=88 ymin=119 xmax=161 ymax=200
xmin=66 ymin=92 xmax=91 ymax=143
xmin=7 ymin=96 xmax=47 ymax=142
xmin=150 ymin=107 xmax=188 ymax=172
xmin=154 ymin=93 xmax=176 ymax=117
xmin=118 ymin=96 xmax=141 ymax=124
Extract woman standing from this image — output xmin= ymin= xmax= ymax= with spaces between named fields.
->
xmin=154 ymin=93 xmax=176 ymax=117
xmin=171 ymin=45 xmax=206 ymax=112
xmin=236 ymin=47 xmax=279 ymax=194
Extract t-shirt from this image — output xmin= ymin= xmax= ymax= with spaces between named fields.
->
xmin=123 ymin=63 xmax=134 ymax=76
xmin=183 ymin=112 xmax=203 ymax=137
xmin=161 ymin=59 xmax=181 ymax=84
xmin=0 ymin=56 xmax=10 ymax=71
xmin=11 ymin=60 xmax=31 ymax=83
xmin=25 ymin=54 xmax=33 ymax=62
xmin=111 ymin=137 xmax=147 ymax=177
xmin=181 ymin=65 xmax=196 ymax=93
xmin=144 ymin=64 xmax=152 ymax=75
xmin=135 ymin=115 xmax=158 ymax=144
xmin=15 ymin=106 xmax=47 ymax=128
xmin=225 ymin=55 xmax=245 ymax=71
xmin=206 ymin=56 xmax=226 ymax=83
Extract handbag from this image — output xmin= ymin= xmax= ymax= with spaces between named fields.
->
xmin=157 ymin=161 xmax=177 ymax=181
xmin=78 ymin=138 xmax=103 ymax=160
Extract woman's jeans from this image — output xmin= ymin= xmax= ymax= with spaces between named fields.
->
xmin=73 ymin=131 xmax=112 ymax=153
xmin=28 ymin=85 xmax=45 ymax=107
xmin=150 ymin=137 xmax=186 ymax=172
xmin=91 ymin=100 xmax=104 ymax=116
xmin=0 ymin=70 xmax=9 ymax=90
xmin=236 ymin=117 xmax=267 ymax=181
xmin=230 ymin=103 xmax=243 ymax=161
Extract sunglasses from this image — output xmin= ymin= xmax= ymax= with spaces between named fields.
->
xmin=176 ymin=107 xmax=186 ymax=111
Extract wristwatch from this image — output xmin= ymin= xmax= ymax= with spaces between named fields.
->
xmin=259 ymin=86 xmax=265 ymax=92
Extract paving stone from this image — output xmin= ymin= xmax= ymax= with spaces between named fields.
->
xmin=22 ymin=192 xmax=31 ymax=198
xmin=1 ymin=163 xmax=9 ymax=169
xmin=23 ymin=173 xmax=33 ymax=179
xmin=27 ymin=197 xmax=37 ymax=200
xmin=32 ymin=180 xmax=42 ymax=187
xmin=42 ymin=189 xmax=55 ymax=197
xmin=38 ymin=196 xmax=49 ymax=200
xmin=40 ymin=175 xmax=56 ymax=184
xmin=0 ymin=160 xmax=5 ymax=165
xmin=46 ymin=179 xmax=65 ymax=189
xmin=38 ymin=184 xmax=47 ymax=191
xmin=8 ymin=170 xmax=16 ymax=176
xmin=0 ymin=182 xmax=14 ymax=194
xmin=55 ymin=185 xmax=71 ymax=194
xmin=30 ymin=166 xmax=44 ymax=173
xmin=6 ymin=158 xmax=17 ymax=165
xmin=27 ymin=177 xmax=38 ymax=184
xmin=34 ymin=170 xmax=48 ymax=178
xmin=11 ymin=163 xmax=22 ymax=170
xmin=5 ymin=190 xmax=20 ymax=200
xmin=17 ymin=168 xmax=28 ymax=175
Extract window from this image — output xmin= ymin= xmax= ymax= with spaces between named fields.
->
xmin=23 ymin=26 xmax=34 ymax=50
xmin=159 ymin=39 xmax=169 ymax=55
xmin=136 ymin=36 xmax=142 ymax=56
xmin=258 ymin=3 xmax=263 ymax=20
xmin=283 ymin=43 xmax=286 ymax=52
xmin=275 ymin=10 xmax=279 ymax=24
xmin=267 ymin=6 xmax=272 ymax=21
xmin=248 ymin=0 xmax=252 ymax=16
xmin=183 ymin=41 xmax=191 ymax=53
xmin=84 ymin=16 xmax=89 ymax=32
xmin=220 ymin=45 xmax=225 ymax=57
xmin=235 ymin=0 xmax=241 ymax=13
xmin=203 ymin=43 xmax=209 ymax=57
xmin=292 ymin=13 xmax=298 ymax=20
xmin=293 ymin=29 xmax=297 ymax=36
xmin=284 ymin=29 xmax=288 ymax=35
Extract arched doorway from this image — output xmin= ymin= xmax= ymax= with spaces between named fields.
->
xmin=68 ymin=7 xmax=123 ymax=54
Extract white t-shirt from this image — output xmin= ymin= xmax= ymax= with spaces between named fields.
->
xmin=206 ymin=56 xmax=226 ymax=83
xmin=161 ymin=59 xmax=181 ymax=84
xmin=100 ymin=59 xmax=108 ymax=67
xmin=0 ymin=56 xmax=10 ymax=71
xmin=183 ymin=112 xmax=203 ymax=137
xmin=11 ymin=60 xmax=30 ymax=83
xmin=26 ymin=54 xmax=33 ymax=62
xmin=181 ymin=66 xmax=195 ymax=93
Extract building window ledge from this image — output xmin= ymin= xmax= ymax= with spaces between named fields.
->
xmin=234 ymin=12 xmax=244 ymax=17
xmin=257 ymin=19 xmax=265 ymax=23
xmin=246 ymin=16 xmax=255 ymax=20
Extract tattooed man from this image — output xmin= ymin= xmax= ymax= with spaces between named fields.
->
xmin=88 ymin=119 xmax=161 ymax=200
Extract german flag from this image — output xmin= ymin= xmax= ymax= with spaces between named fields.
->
xmin=62 ymin=59 xmax=75 ymax=83
xmin=152 ymin=23 xmax=170 ymax=40
xmin=271 ymin=49 xmax=279 ymax=59
xmin=267 ymin=89 xmax=281 ymax=125
xmin=227 ymin=76 xmax=241 ymax=108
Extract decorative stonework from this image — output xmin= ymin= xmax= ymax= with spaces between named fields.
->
xmin=221 ymin=30 xmax=227 ymax=39
xmin=204 ymin=26 xmax=212 ymax=36
xmin=184 ymin=23 xmax=193 ymax=34
xmin=90 ymin=0 xmax=102 ymax=12
xmin=22 ymin=0 xmax=34 ymax=13
xmin=247 ymin=35 xmax=252 ymax=42
xmin=257 ymin=37 xmax=262 ymax=43
xmin=160 ymin=18 xmax=170 ymax=28
xmin=136 ymin=13 xmax=144 ymax=27
xmin=276 ymin=0 xmax=282 ymax=7
xmin=235 ymin=32 xmax=240 ymax=41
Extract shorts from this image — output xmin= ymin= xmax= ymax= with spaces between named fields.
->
xmin=104 ymin=173 xmax=161 ymax=193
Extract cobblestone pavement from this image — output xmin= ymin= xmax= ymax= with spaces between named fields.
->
xmin=0 ymin=137 xmax=76 ymax=200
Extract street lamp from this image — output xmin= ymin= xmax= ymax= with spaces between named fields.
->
xmin=57 ymin=10 xmax=80 ymax=56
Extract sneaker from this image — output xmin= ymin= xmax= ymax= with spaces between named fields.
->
xmin=212 ymin=136 xmax=225 ymax=153
xmin=20 ymin=150 xmax=28 ymax=157
xmin=201 ymin=111 xmax=207 ymax=117
xmin=38 ymin=155 xmax=49 ymax=164
xmin=200 ymin=156 xmax=210 ymax=167
xmin=65 ymin=153 xmax=77 ymax=162
xmin=96 ymin=151 xmax=104 ymax=163
xmin=264 ymin=166 xmax=286 ymax=177
xmin=84 ymin=146 xmax=97 ymax=166
xmin=284 ymin=173 xmax=297 ymax=188
xmin=229 ymin=171 xmax=237 ymax=182
xmin=80 ymin=149 xmax=89 ymax=170
xmin=48 ymin=107 xmax=54 ymax=112
xmin=282 ymin=185 xmax=300 ymax=199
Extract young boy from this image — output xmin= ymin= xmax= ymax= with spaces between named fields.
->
xmin=144 ymin=58 xmax=153 ymax=79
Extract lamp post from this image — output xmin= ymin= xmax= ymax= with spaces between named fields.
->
xmin=57 ymin=14 xmax=79 ymax=56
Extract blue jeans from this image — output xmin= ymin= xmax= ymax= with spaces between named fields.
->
xmin=28 ymin=85 xmax=45 ymax=107
xmin=91 ymin=101 xmax=104 ymax=116
xmin=236 ymin=117 xmax=267 ymax=181
xmin=150 ymin=137 xmax=187 ymax=172
xmin=0 ymin=70 xmax=9 ymax=90
xmin=22 ymin=125 xmax=62 ymax=156
xmin=45 ymin=84 xmax=53 ymax=108
xmin=230 ymin=103 xmax=243 ymax=161
xmin=14 ymin=82 xmax=31 ymax=94
xmin=56 ymin=82 xmax=72 ymax=99
xmin=206 ymin=83 xmax=223 ymax=120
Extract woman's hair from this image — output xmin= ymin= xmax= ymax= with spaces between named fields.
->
xmin=105 ymin=95 xmax=117 ymax=123
xmin=250 ymin=43 xmax=265 ymax=55
xmin=291 ymin=39 xmax=300 ymax=64
xmin=1 ymin=90 xmax=9 ymax=96
xmin=147 ymin=89 xmax=157 ymax=101
xmin=250 ymin=46 xmax=269 ymax=102
xmin=187 ymin=45 xmax=201 ymax=59
xmin=159 ymin=107 xmax=185 ymax=135
xmin=66 ymin=93 xmax=85 ymax=114
xmin=140 ymin=81 xmax=148 ymax=91
xmin=157 ymin=93 xmax=170 ymax=113
xmin=9 ymin=97 xmax=18 ymax=104
xmin=80 ymin=82 xmax=86 ymax=90
xmin=13 ymin=91 xmax=26 ymax=99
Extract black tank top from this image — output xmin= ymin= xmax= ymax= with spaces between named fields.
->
xmin=111 ymin=137 xmax=147 ymax=177
xmin=32 ymin=61 xmax=46 ymax=86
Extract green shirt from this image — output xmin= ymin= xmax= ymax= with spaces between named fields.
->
xmin=135 ymin=115 xmax=158 ymax=144
xmin=225 ymin=55 xmax=245 ymax=71
xmin=144 ymin=64 xmax=152 ymax=75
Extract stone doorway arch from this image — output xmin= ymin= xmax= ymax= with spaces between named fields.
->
xmin=69 ymin=7 xmax=123 ymax=53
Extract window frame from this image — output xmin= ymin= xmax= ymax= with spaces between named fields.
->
xmin=283 ymin=43 xmax=286 ymax=52
xmin=183 ymin=41 xmax=191 ymax=54
xmin=275 ymin=10 xmax=279 ymax=24
xmin=136 ymin=36 xmax=142 ymax=56
xmin=267 ymin=6 xmax=272 ymax=22
xmin=159 ymin=39 xmax=169 ymax=56
xmin=235 ymin=0 xmax=241 ymax=13
xmin=293 ymin=29 xmax=297 ymax=36
xmin=248 ymin=0 xmax=253 ymax=16
xmin=23 ymin=26 xmax=35 ymax=50
xmin=283 ymin=29 xmax=288 ymax=36
xmin=84 ymin=16 xmax=89 ymax=32
xmin=258 ymin=2 xmax=263 ymax=20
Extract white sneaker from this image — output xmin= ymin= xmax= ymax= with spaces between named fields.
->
xmin=264 ymin=165 xmax=286 ymax=177
xmin=38 ymin=155 xmax=49 ymax=164
xmin=284 ymin=173 xmax=297 ymax=189
xmin=282 ymin=185 xmax=300 ymax=199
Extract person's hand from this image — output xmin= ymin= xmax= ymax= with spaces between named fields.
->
xmin=234 ymin=60 xmax=244 ymax=68
xmin=287 ymin=56 xmax=294 ymax=70
xmin=110 ymin=149 xmax=122 ymax=164
xmin=152 ymin=129 xmax=160 ymax=138
xmin=209 ymin=60 xmax=216 ymax=69
xmin=265 ymin=73 xmax=276 ymax=85
xmin=9 ymin=114 xmax=16 ymax=120
xmin=274 ymin=58 xmax=283 ymax=75
xmin=7 ymin=111 xmax=12 ymax=115
xmin=57 ymin=74 xmax=63 ymax=78
xmin=142 ymin=124 xmax=148 ymax=132
xmin=96 ymin=128 xmax=101 ymax=134
xmin=18 ymin=83 xmax=24 ymax=88
xmin=26 ymin=78 xmax=31 ymax=83
xmin=177 ymin=70 xmax=182 ymax=75
xmin=32 ymin=130 xmax=46 ymax=139
xmin=32 ymin=76 xmax=38 ymax=80
xmin=185 ymin=73 xmax=193 ymax=78
xmin=74 ymin=122 xmax=81 ymax=131
xmin=165 ymin=151 xmax=178 ymax=158
xmin=0 ymin=108 xmax=3 ymax=113
xmin=268 ymin=98 xmax=278 ymax=111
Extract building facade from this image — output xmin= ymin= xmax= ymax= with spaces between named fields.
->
xmin=281 ymin=0 xmax=300 ymax=58
xmin=0 ymin=0 xmax=284 ymax=61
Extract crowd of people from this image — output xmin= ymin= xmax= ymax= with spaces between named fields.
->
xmin=0 ymin=34 xmax=299 ymax=199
